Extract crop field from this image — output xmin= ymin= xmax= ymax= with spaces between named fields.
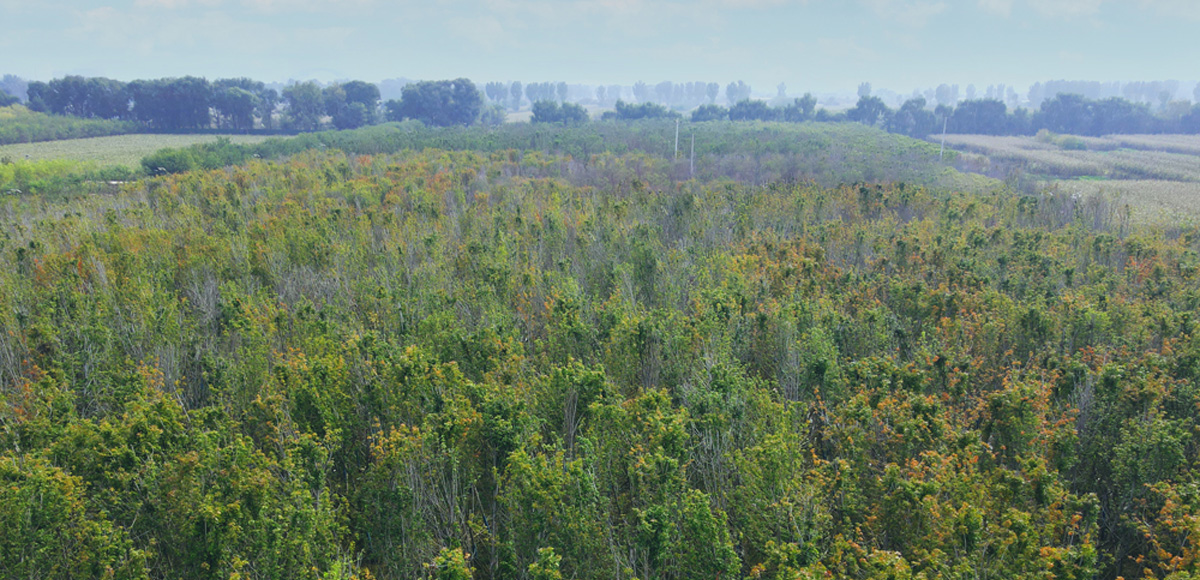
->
xmin=940 ymin=134 xmax=1200 ymax=181
xmin=0 ymin=133 xmax=272 ymax=168
xmin=941 ymin=133 xmax=1200 ymax=222
xmin=1045 ymin=179 xmax=1200 ymax=224
xmin=1105 ymin=134 xmax=1200 ymax=155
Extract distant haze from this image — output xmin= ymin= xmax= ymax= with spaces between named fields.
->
xmin=2 ymin=0 xmax=1198 ymax=95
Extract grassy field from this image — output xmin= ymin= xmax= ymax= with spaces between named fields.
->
xmin=0 ymin=134 xmax=272 ymax=168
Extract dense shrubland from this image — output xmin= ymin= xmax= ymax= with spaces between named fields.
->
xmin=2 ymin=146 xmax=1200 ymax=579
xmin=141 ymin=120 xmax=986 ymax=191
xmin=0 ymin=105 xmax=140 ymax=145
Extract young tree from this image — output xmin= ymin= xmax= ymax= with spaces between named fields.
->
xmin=282 ymin=81 xmax=324 ymax=131
xmin=510 ymin=80 xmax=523 ymax=111
xmin=214 ymin=86 xmax=258 ymax=131
xmin=341 ymin=80 xmax=381 ymax=113
xmin=600 ymin=100 xmax=678 ymax=120
xmin=632 ymin=81 xmax=651 ymax=103
xmin=655 ymin=81 xmax=674 ymax=105
xmin=1035 ymin=93 xmax=1093 ymax=135
xmin=396 ymin=78 xmax=483 ymax=127
xmin=480 ymin=103 xmax=507 ymax=127
xmin=935 ymin=83 xmax=959 ymax=107
xmin=0 ymin=74 xmax=27 ymax=102
xmin=847 ymin=95 xmax=891 ymax=127
xmin=782 ymin=93 xmax=817 ymax=122
xmin=729 ymin=99 xmax=779 ymax=121
xmin=690 ymin=104 xmax=728 ymax=122
xmin=887 ymin=97 xmax=938 ymax=137
xmin=949 ymin=99 xmax=1008 ymax=134
xmin=323 ymin=83 xmax=373 ymax=130
xmin=214 ymin=78 xmax=268 ymax=130
xmin=725 ymin=81 xmax=751 ymax=104
xmin=487 ymin=81 xmax=509 ymax=103
xmin=531 ymin=100 xmax=588 ymax=124
xmin=257 ymin=88 xmax=279 ymax=130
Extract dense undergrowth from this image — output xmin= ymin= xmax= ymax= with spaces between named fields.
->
xmin=2 ymin=148 xmax=1199 ymax=580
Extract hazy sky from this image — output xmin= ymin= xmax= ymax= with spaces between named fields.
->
xmin=2 ymin=0 xmax=1196 ymax=94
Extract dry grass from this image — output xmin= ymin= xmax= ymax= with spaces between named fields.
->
xmin=0 ymin=134 xmax=271 ymax=168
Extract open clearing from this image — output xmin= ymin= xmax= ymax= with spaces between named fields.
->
xmin=0 ymin=134 xmax=272 ymax=168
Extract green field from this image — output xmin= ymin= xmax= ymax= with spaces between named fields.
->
xmin=0 ymin=133 xmax=272 ymax=168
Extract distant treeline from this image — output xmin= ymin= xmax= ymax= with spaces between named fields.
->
xmin=17 ymin=75 xmax=497 ymax=135
xmin=10 ymin=74 xmax=1200 ymax=140
xmin=677 ymin=94 xmax=1200 ymax=137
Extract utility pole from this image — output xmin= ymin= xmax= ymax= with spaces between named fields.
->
xmin=674 ymin=118 xmax=680 ymax=158
xmin=690 ymin=133 xmax=695 ymax=178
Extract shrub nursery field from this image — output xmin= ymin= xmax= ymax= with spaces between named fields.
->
xmin=2 ymin=134 xmax=1200 ymax=580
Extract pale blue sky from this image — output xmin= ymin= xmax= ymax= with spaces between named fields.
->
xmin=2 ymin=0 xmax=1196 ymax=95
